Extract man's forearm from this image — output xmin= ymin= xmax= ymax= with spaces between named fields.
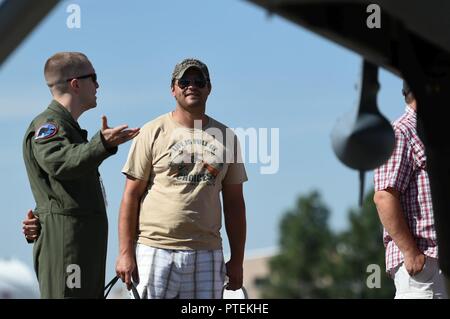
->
xmin=374 ymin=191 xmax=419 ymax=256
xmin=224 ymin=203 xmax=246 ymax=263
xmin=118 ymin=193 xmax=140 ymax=256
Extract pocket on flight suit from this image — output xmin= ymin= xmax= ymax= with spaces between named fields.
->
xmin=62 ymin=212 xmax=108 ymax=299
xmin=33 ymin=213 xmax=66 ymax=299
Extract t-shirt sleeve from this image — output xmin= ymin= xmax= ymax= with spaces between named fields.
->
xmin=374 ymin=127 xmax=413 ymax=193
xmin=122 ymin=127 xmax=153 ymax=181
xmin=223 ymin=134 xmax=248 ymax=185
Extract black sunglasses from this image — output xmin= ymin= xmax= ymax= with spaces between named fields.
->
xmin=177 ymin=78 xmax=207 ymax=89
xmin=66 ymin=73 xmax=97 ymax=83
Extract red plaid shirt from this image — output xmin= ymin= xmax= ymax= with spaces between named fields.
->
xmin=374 ymin=105 xmax=437 ymax=273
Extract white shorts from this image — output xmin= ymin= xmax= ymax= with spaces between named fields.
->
xmin=393 ymin=257 xmax=448 ymax=299
xmin=133 ymin=243 xmax=226 ymax=299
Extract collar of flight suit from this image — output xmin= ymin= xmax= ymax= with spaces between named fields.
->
xmin=47 ymin=100 xmax=88 ymax=140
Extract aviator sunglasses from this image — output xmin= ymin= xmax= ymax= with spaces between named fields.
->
xmin=177 ymin=77 xmax=207 ymax=89
xmin=66 ymin=73 xmax=97 ymax=83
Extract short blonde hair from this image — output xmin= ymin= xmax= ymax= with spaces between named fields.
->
xmin=44 ymin=52 xmax=90 ymax=93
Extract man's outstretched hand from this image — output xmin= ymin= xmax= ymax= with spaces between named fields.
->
xmin=101 ymin=115 xmax=140 ymax=148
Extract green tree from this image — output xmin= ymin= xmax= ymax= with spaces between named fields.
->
xmin=258 ymin=189 xmax=395 ymax=298
xmin=259 ymin=191 xmax=338 ymax=298
xmin=334 ymin=190 xmax=395 ymax=298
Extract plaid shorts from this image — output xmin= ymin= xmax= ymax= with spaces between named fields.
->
xmin=132 ymin=243 xmax=226 ymax=299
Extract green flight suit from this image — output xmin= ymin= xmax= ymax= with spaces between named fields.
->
xmin=23 ymin=100 xmax=117 ymax=299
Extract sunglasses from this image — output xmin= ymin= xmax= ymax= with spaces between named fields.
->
xmin=177 ymin=78 xmax=207 ymax=89
xmin=66 ymin=73 xmax=97 ymax=83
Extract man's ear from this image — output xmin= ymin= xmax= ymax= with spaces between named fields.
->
xmin=68 ymin=79 xmax=80 ymax=93
xmin=171 ymin=85 xmax=176 ymax=97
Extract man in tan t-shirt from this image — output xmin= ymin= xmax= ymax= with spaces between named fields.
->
xmin=115 ymin=58 xmax=248 ymax=299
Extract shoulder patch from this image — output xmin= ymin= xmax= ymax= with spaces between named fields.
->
xmin=35 ymin=123 xmax=59 ymax=140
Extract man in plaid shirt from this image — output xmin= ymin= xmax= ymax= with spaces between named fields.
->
xmin=373 ymin=82 xmax=448 ymax=299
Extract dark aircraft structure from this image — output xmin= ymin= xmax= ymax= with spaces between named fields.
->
xmin=1 ymin=0 xmax=449 ymax=289
xmin=246 ymin=0 xmax=450 ymax=283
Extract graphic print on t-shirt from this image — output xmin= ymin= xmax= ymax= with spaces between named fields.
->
xmin=169 ymin=138 xmax=224 ymax=186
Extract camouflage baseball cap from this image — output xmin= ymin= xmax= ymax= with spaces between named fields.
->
xmin=171 ymin=58 xmax=210 ymax=82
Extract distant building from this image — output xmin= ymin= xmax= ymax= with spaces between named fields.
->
xmin=242 ymin=247 xmax=277 ymax=299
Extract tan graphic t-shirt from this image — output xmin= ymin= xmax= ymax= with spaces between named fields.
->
xmin=122 ymin=112 xmax=248 ymax=250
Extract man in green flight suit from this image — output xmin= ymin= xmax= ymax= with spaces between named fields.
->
xmin=22 ymin=52 xmax=139 ymax=298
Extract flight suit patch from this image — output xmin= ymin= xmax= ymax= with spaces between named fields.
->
xmin=35 ymin=123 xmax=59 ymax=140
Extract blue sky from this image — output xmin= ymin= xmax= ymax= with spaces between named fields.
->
xmin=0 ymin=0 xmax=404 ymax=282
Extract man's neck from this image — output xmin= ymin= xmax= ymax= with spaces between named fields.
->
xmin=53 ymin=94 xmax=83 ymax=121
xmin=172 ymin=106 xmax=208 ymax=129
xmin=407 ymin=99 xmax=417 ymax=112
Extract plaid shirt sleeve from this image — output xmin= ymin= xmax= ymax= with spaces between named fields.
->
xmin=374 ymin=127 xmax=414 ymax=193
